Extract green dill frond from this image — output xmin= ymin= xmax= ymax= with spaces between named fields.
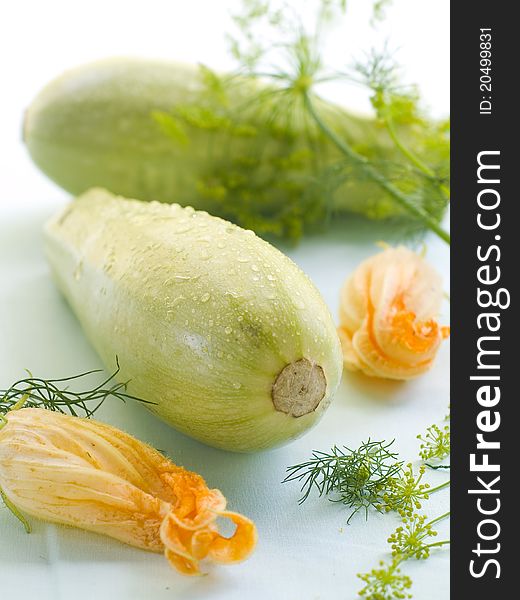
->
xmin=352 ymin=45 xmax=450 ymax=199
xmin=0 ymin=359 xmax=152 ymax=420
xmin=353 ymin=45 xmax=402 ymax=96
xmin=283 ymin=439 xmax=404 ymax=521
xmin=228 ymin=0 xmax=346 ymax=80
xmin=285 ymin=440 xmax=450 ymax=522
xmin=153 ymin=63 xmax=334 ymax=240
xmin=151 ymin=0 xmax=450 ymax=241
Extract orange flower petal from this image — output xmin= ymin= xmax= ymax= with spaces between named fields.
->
xmin=0 ymin=408 xmax=257 ymax=575
xmin=338 ymin=247 xmax=449 ymax=380
xmin=208 ymin=511 xmax=259 ymax=564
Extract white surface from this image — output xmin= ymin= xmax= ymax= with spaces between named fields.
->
xmin=1 ymin=1 xmax=449 ymax=599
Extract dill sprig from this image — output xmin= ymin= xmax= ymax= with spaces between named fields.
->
xmin=417 ymin=424 xmax=451 ymax=463
xmin=352 ymin=47 xmax=450 ymax=199
xmin=388 ymin=512 xmax=450 ymax=560
xmin=0 ymin=359 xmax=151 ymax=421
xmin=284 ymin=439 xmax=405 ymax=522
xmin=358 ymin=556 xmax=412 ymax=600
xmin=380 ymin=463 xmax=449 ymax=517
xmin=417 ymin=408 xmax=451 ymax=470
xmin=354 ymin=423 xmax=451 ymax=598
xmin=227 ymin=0 xmax=450 ymax=244
xmin=284 ymin=441 xmax=450 ymax=523
xmin=357 ymin=511 xmax=450 ymax=598
xmin=286 ymin=433 xmax=451 ymax=596
xmin=154 ymin=1 xmax=449 ymax=241
xmin=289 ymin=416 xmax=451 ymax=596
xmin=0 ymin=360 xmax=152 ymax=531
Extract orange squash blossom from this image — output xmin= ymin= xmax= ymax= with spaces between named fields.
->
xmin=0 ymin=408 xmax=257 ymax=575
xmin=338 ymin=246 xmax=450 ymax=380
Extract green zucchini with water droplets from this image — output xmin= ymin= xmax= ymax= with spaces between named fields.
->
xmin=44 ymin=188 xmax=343 ymax=452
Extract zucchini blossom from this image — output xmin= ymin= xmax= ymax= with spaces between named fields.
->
xmin=0 ymin=408 xmax=257 ymax=575
xmin=338 ymin=246 xmax=450 ymax=380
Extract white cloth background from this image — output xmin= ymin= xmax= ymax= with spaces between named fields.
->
xmin=0 ymin=1 xmax=449 ymax=598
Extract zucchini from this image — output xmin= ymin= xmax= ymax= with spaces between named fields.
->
xmin=25 ymin=57 xmax=405 ymax=240
xmin=44 ymin=189 xmax=343 ymax=452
